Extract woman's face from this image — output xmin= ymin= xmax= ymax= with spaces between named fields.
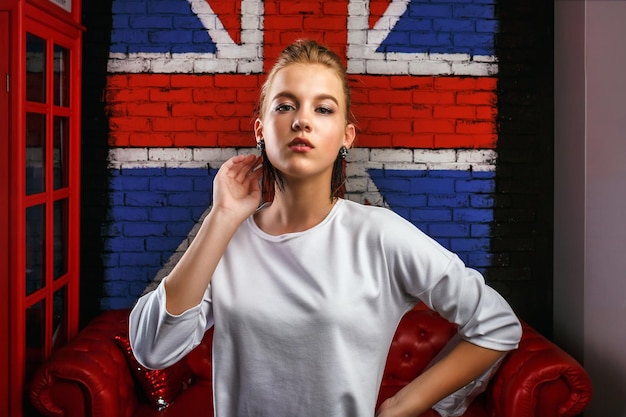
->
xmin=255 ymin=63 xmax=355 ymax=186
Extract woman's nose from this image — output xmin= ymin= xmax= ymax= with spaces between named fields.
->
xmin=291 ymin=111 xmax=311 ymax=131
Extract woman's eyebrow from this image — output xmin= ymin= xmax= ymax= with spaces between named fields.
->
xmin=272 ymin=91 xmax=339 ymax=105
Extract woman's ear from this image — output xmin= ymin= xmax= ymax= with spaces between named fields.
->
xmin=254 ymin=119 xmax=263 ymax=142
xmin=344 ymin=123 xmax=356 ymax=149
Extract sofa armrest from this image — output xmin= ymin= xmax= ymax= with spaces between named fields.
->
xmin=487 ymin=322 xmax=593 ymax=417
xmin=29 ymin=310 xmax=139 ymax=417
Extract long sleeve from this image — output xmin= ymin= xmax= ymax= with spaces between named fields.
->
xmin=128 ymin=279 xmax=213 ymax=370
xmin=381 ymin=208 xmax=522 ymax=351
xmin=415 ymin=256 xmax=522 ymax=351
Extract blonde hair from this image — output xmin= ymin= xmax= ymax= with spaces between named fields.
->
xmin=257 ymin=39 xmax=353 ymax=201
xmin=258 ymin=39 xmax=352 ymax=122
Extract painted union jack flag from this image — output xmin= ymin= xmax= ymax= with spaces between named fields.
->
xmin=103 ymin=0 xmax=500 ymax=309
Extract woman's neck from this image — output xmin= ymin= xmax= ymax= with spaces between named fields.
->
xmin=255 ymin=180 xmax=338 ymax=235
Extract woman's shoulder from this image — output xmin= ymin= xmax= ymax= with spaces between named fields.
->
xmin=338 ymin=199 xmax=447 ymax=252
xmin=338 ymin=199 xmax=425 ymax=236
xmin=339 ymin=198 xmax=411 ymax=224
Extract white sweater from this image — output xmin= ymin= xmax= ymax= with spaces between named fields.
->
xmin=129 ymin=199 xmax=521 ymax=417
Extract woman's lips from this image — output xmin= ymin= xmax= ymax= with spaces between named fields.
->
xmin=288 ymin=138 xmax=313 ymax=152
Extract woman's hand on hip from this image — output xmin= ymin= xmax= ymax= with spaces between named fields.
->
xmin=376 ymin=396 xmax=416 ymax=417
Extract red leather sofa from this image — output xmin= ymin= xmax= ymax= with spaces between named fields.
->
xmin=29 ymin=306 xmax=592 ymax=417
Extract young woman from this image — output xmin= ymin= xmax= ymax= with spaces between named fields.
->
xmin=129 ymin=39 xmax=522 ymax=417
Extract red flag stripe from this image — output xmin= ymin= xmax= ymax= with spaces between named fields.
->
xmin=106 ymin=73 xmax=497 ymax=149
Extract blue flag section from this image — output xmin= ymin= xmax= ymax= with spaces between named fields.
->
xmin=369 ymin=168 xmax=496 ymax=267
xmin=377 ymin=2 xmax=498 ymax=55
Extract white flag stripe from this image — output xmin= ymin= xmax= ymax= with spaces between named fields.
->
xmin=108 ymin=147 xmax=496 ymax=171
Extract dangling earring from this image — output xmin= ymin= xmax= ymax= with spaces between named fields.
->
xmin=339 ymin=146 xmax=348 ymax=160
xmin=256 ymin=139 xmax=265 ymax=152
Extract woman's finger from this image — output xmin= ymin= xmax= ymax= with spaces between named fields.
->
xmin=224 ymin=154 xmax=257 ymax=182
xmin=243 ymin=157 xmax=263 ymax=189
xmin=236 ymin=154 xmax=262 ymax=182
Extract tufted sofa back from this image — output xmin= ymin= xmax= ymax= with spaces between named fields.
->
xmin=29 ymin=306 xmax=594 ymax=417
xmin=377 ymin=306 xmax=457 ymax=408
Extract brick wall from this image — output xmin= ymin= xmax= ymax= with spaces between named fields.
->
xmin=492 ymin=1 xmax=554 ymax=333
xmin=80 ymin=0 xmax=554 ymax=334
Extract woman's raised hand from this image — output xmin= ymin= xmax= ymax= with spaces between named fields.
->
xmin=212 ymin=154 xmax=264 ymax=224
xmin=162 ymin=153 xmax=263 ymax=315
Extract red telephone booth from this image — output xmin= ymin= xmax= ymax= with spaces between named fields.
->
xmin=0 ymin=0 xmax=82 ymax=415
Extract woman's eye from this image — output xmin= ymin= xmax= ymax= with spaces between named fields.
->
xmin=317 ymin=106 xmax=334 ymax=115
xmin=275 ymin=103 xmax=294 ymax=112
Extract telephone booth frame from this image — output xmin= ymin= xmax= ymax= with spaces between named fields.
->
xmin=0 ymin=0 xmax=82 ymax=415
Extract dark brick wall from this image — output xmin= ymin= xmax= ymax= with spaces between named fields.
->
xmin=493 ymin=1 xmax=554 ymax=336
xmin=80 ymin=0 xmax=113 ymax=326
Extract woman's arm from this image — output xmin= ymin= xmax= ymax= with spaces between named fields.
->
xmin=376 ymin=340 xmax=505 ymax=417
xmin=129 ymin=154 xmax=263 ymax=369
xmin=164 ymin=153 xmax=263 ymax=315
